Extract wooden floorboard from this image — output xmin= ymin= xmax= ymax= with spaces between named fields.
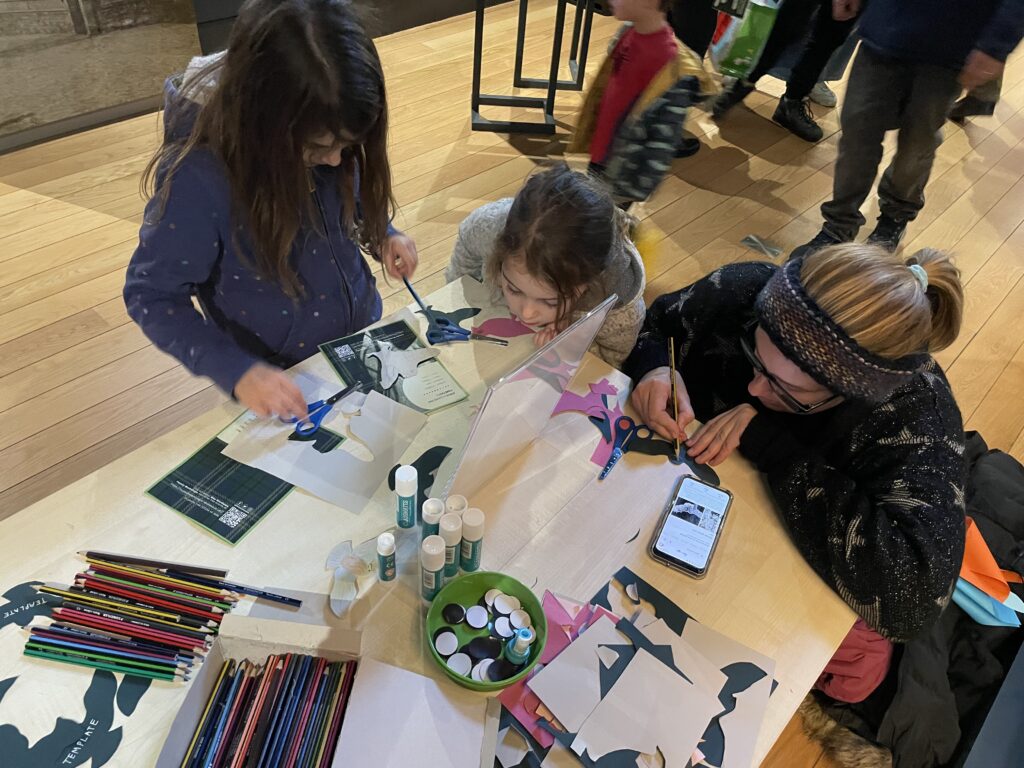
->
xmin=1 ymin=4 xmax=1023 ymax=762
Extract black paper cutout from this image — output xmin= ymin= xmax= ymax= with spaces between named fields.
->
xmin=417 ymin=306 xmax=481 ymax=332
xmin=591 ymin=567 xmax=692 ymax=635
xmin=625 ymin=529 xmax=640 ymax=543
xmin=0 ymin=582 xmax=60 ymax=631
xmin=0 ymin=670 xmax=141 ymax=768
xmin=286 ymin=428 xmax=344 ymax=453
xmin=388 ymin=445 xmax=453 ymax=516
xmin=586 ymin=416 xmax=721 ymax=486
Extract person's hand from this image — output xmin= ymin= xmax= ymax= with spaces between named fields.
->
xmin=685 ymin=404 xmax=756 ymax=466
xmin=234 ymin=362 xmax=308 ymax=420
xmin=959 ymin=49 xmax=1004 ymax=91
xmin=630 ymin=366 xmax=694 ymax=442
xmin=381 ymin=233 xmax=419 ymax=279
xmin=533 ymin=325 xmax=558 ymax=348
xmin=832 ymin=0 xmax=861 ymax=21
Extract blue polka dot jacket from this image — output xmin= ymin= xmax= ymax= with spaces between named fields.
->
xmin=124 ymin=76 xmax=387 ymax=396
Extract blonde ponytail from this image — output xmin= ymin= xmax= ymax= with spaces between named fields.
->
xmin=800 ymin=244 xmax=964 ymax=359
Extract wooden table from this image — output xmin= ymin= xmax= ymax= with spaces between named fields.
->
xmin=0 ymin=278 xmax=854 ymax=766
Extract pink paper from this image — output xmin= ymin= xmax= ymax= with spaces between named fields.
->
xmin=498 ymin=592 xmax=621 ymax=749
xmin=472 ymin=315 xmax=535 ymax=338
xmin=550 ymin=380 xmax=625 ymax=468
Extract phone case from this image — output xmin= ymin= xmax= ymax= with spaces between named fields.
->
xmin=648 ymin=475 xmax=733 ymax=579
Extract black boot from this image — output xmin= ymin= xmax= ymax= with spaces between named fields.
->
xmin=949 ymin=95 xmax=997 ymax=123
xmin=712 ymin=79 xmax=755 ymax=119
xmin=866 ymin=215 xmax=907 ymax=252
xmin=772 ymin=97 xmax=824 ymax=142
xmin=789 ymin=230 xmax=844 ymax=261
xmin=674 ymin=133 xmax=701 ymax=159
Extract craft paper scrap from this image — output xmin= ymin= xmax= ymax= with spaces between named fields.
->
xmin=640 ymin=618 xmax=728 ymax=695
xmin=496 ymin=726 xmax=530 ymax=768
xmin=146 ymin=413 xmax=298 ymax=544
xmin=961 ymin=517 xmax=1024 ymax=608
xmin=335 ymin=658 xmax=486 ymax=768
xmin=473 ymin=315 xmax=535 ymax=338
xmin=224 ymin=390 xmax=426 ymax=510
xmin=319 ymin=319 xmax=467 ymax=413
xmin=527 ymin=614 xmax=628 ymax=734
xmin=541 ymin=741 xmax=583 ymax=768
xmin=954 ymin=577 xmax=1022 ymax=628
xmin=571 ymin=648 xmax=724 ymax=766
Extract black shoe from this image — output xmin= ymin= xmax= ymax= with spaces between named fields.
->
xmin=949 ymin=95 xmax=996 ymax=123
xmin=674 ymin=136 xmax=701 ymax=159
xmin=712 ymin=80 xmax=755 ymax=119
xmin=789 ymin=230 xmax=844 ymax=261
xmin=772 ymin=97 xmax=824 ymax=142
xmin=866 ymin=215 xmax=907 ymax=252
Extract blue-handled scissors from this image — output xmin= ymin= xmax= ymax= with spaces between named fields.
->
xmin=599 ymin=416 xmax=655 ymax=480
xmin=283 ymin=383 xmax=358 ymax=436
xmin=403 ymin=278 xmax=508 ymax=347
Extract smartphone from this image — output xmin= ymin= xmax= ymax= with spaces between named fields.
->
xmin=649 ymin=476 xmax=733 ymax=579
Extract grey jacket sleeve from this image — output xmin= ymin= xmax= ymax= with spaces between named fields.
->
xmin=591 ymin=294 xmax=646 ymax=369
xmin=445 ymin=199 xmax=512 ymax=284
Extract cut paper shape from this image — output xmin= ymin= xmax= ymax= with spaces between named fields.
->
xmin=740 ymin=234 xmax=783 ymax=260
xmin=496 ymin=726 xmax=531 ymax=768
xmin=527 ymin=615 xmax=627 ymax=734
xmin=571 ymin=649 xmax=723 ymax=768
xmin=224 ymin=389 xmax=427 ymax=510
xmin=960 ymin=517 xmax=1024 ymax=607
xmin=541 ymin=740 xmax=581 ymax=768
xmin=592 ymin=567 xmax=691 ymax=635
xmin=367 ymin=341 xmax=441 ymax=389
xmin=286 ymin=427 xmax=344 ymax=453
xmin=417 ymin=305 xmax=482 ymax=333
xmin=388 ymin=445 xmax=452 ymax=517
xmin=954 ymin=577 xmax=1022 ymax=628
xmin=509 ymin=350 xmax=577 ymax=392
xmin=637 ymin=619 xmax=728 ymax=695
xmin=473 ymin=315 xmax=536 ymax=338
xmin=552 ymin=380 xmax=623 ymax=419
xmin=480 ymin=697 xmax=503 ymax=768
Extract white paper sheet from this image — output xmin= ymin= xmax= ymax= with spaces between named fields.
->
xmin=541 ymin=741 xmax=583 ymax=768
xmin=495 ymin=727 xmax=530 ymax=768
xmin=571 ymin=649 xmax=724 ymax=766
xmin=527 ymin=614 xmax=626 ymax=733
xmin=334 ymin=658 xmax=486 ymax=768
xmin=639 ymin=619 xmax=728 ymax=695
xmin=223 ymin=387 xmax=426 ymax=510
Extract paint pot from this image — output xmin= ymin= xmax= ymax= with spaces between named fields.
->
xmin=504 ymin=627 xmax=536 ymax=666
xmin=459 ymin=508 xmax=485 ymax=572
xmin=445 ymin=494 xmax=468 ymax=516
xmin=421 ymin=497 xmax=445 ymax=539
xmin=395 ymin=465 xmax=417 ymax=529
xmin=439 ymin=513 xmax=463 ymax=579
xmin=420 ymin=535 xmax=445 ymax=602
xmin=376 ymin=532 xmax=396 ymax=582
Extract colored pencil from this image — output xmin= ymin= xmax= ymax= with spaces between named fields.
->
xmin=258 ymin=655 xmax=306 ymax=768
xmin=52 ymin=601 xmax=213 ymax=639
xmin=46 ymin=621 xmax=201 ymax=658
xmin=78 ymin=550 xmax=229 ymax=578
xmin=181 ymin=660 xmax=231 ymax=768
xmin=187 ymin=660 xmax=238 ymax=768
xmin=268 ymin=655 xmax=314 ymax=767
xmin=294 ymin=663 xmax=334 ymax=768
xmin=85 ymin=559 xmax=237 ymax=599
xmin=231 ymin=656 xmax=281 ymax=768
xmin=84 ymin=570 xmax=235 ymax=610
xmin=52 ymin=608 xmax=208 ymax=651
xmin=165 ymin=570 xmax=301 ymax=607
xmin=669 ymin=337 xmax=681 ymax=457
xmin=26 ymin=640 xmax=189 ymax=674
xmin=75 ymin=575 xmax=226 ymax=619
xmin=36 ymin=584 xmax=180 ymax=621
xmin=25 ymin=647 xmax=185 ymax=681
xmin=28 ymin=630 xmax=191 ymax=666
xmin=61 ymin=585 xmax=219 ymax=630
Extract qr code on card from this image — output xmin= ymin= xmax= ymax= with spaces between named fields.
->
xmin=219 ymin=506 xmax=248 ymax=528
xmin=333 ymin=344 xmax=355 ymax=359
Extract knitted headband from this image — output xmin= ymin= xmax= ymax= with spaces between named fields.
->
xmin=754 ymin=258 xmax=930 ymax=402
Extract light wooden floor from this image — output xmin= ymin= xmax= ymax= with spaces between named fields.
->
xmin=1 ymin=3 xmax=1022 ymax=764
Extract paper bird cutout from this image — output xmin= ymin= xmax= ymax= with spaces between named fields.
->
xmin=473 ymin=315 xmax=535 ymax=338
xmin=367 ymin=341 xmax=440 ymax=389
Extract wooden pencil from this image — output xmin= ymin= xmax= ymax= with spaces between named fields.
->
xmin=78 ymin=550 xmax=228 ymax=578
xmin=84 ymin=570 xmax=235 ymax=609
xmin=25 ymin=647 xmax=185 ymax=681
xmin=180 ymin=660 xmax=231 ymax=768
xmin=76 ymin=575 xmax=226 ymax=619
xmin=669 ymin=337 xmax=681 ymax=457
xmin=85 ymin=559 xmax=237 ymax=599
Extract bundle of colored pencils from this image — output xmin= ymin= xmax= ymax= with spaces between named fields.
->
xmin=24 ymin=552 xmax=240 ymax=682
xmin=181 ymin=654 xmax=357 ymax=768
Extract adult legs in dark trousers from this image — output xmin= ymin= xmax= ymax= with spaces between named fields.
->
xmin=950 ymin=76 xmax=1002 ymax=122
xmin=713 ymin=0 xmax=857 ymax=142
xmin=667 ymin=0 xmax=718 ymax=158
xmin=793 ymin=46 xmax=962 ymax=257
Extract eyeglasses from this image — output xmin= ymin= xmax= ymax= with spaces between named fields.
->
xmin=740 ymin=331 xmax=839 ymax=414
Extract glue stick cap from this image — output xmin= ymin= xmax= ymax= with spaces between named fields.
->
xmin=377 ymin=532 xmax=395 ymax=556
xmin=439 ymin=513 xmax=463 ymax=546
xmin=422 ymin=498 xmax=445 ymax=526
xmin=396 ymin=465 xmax=417 ymax=496
xmin=512 ymin=627 xmax=535 ymax=654
xmin=421 ymin=535 xmax=445 ymax=571
xmin=445 ymin=495 xmax=468 ymax=516
xmin=462 ymin=508 xmax=485 ymax=540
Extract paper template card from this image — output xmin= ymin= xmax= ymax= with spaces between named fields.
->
xmin=146 ymin=413 xmax=297 ymax=544
xmin=527 ymin=614 xmax=627 ymax=734
xmin=224 ymin=390 xmax=426 ymax=510
xmin=319 ymin=319 xmax=467 ymax=413
xmin=334 ymin=658 xmax=486 ymax=768
xmin=571 ymin=649 xmax=724 ymax=766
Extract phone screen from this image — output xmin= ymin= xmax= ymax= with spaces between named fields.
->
xmin=653 ymin=477 xmax=731 ymax=572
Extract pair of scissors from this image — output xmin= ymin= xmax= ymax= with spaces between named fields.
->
xmin=403 ymin=278 xmax=508 ymax=347
xmin=599 ymin=416 xmax=656 ymax=480
xmin=283 ymin=383 xmax=358 ymax=436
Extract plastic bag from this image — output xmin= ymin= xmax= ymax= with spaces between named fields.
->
xmin=709 ymin=0 xmax=780 ymax=79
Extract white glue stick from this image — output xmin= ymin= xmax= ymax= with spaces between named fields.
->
xmin=395 ymin=465 xmax=417 ymax=529
xmin=460 ymin=508 xmax=485 ymax=572
xmin=421 ymin=535 xmax=445 ymax=602
xmin=439 ymin=513 xmax=463 ymax=578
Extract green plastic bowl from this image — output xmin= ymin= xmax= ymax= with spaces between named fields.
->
xmin=425 ymin=571 xmax=547 ymax=691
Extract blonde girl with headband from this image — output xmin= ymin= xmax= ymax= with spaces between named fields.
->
xmin=625 ymin=244 xmax=966 ymax=642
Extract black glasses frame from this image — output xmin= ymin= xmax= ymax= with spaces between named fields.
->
xmin=740 ymin=331 xmax=839 ymax=414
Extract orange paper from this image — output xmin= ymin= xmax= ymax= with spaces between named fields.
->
xmin=961 ymin=517 xmax=1022 ymax=601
